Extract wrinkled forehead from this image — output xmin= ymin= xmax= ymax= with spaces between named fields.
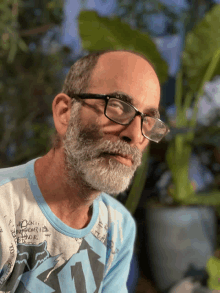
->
xmin=88 ymin=52 xmax=161 ymax=109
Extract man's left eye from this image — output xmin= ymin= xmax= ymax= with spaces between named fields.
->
xmin=111 ymin=102 xmax=123 ymax=108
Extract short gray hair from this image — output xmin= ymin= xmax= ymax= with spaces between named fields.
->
xmin=52 ymin=51 xmax=104 ymax=148
xmin=62 ymin=51 xmax=105 ymax=98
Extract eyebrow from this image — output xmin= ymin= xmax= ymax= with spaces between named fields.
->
xmin=107 ymin=91 xmax=160 ymax=119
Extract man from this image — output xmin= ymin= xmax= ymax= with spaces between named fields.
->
xmin=0 ymin=50 xmax=168 ymax=292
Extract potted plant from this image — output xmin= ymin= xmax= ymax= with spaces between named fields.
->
xmin=145 ymin=54 xmax=220 ymax=292
xmin=144 ymin=5 xmax=220 ymax=291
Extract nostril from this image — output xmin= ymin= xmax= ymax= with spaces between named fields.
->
xmin=122 ymin=136 xmax=131 ymax=143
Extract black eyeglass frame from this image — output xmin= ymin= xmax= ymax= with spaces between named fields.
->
xmin=70 ymin=93 xmax=170 ymax=143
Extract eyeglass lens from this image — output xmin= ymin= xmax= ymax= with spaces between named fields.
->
xmin=106 ymin=98 xmax=167 ymax=142
xmin=106 ymin=98 xmax=135 ymax=123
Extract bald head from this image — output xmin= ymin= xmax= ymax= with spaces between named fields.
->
xmin=94 ymin=50 xmax=156 ymax=72
xmin=90 ymin=51 xmax=158 ymax=85
xmin=87 ymin=51 xmax=161 ymax=109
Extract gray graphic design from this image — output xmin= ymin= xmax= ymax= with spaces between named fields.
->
xmin=0 ymin=238 xmax=105 ymax=293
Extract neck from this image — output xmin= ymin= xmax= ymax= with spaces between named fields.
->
xmin=34 ymin=148 xmax=100 ymax=229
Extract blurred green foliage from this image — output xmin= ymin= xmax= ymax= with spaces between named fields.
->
xmin=206 ymin=255 xmax=220 ymax=290
xmin=116 ymin=0 xmax=215 ymax=36
xmin=183 ymin=4 xmax=220 ymax=93
xmin=0 ymin=0 xmax=72 ymax=167
xmin=167 ymin=48 xmax=220 ymax=205
xmin=165 ymin=4 xmax=220 ymax=205
xmin=117 ymin=0 xmax=181 ymax=35
xmin=78 ymin=10 xmax=168 ymax=85
xmin=78 ymin=3 xmax=220 ymax=211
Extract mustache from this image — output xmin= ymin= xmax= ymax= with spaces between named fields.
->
xmin=95 ymin=140 xmax=142 ymax=164
xmin=77 ymin=126 xmax=142 ymax=166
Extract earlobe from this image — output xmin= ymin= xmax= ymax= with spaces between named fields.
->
xmin=52 ymin=93 xmax=71 ymax=137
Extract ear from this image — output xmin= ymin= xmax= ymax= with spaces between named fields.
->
xmin=52 ymin=93 xmax=72 ymax=137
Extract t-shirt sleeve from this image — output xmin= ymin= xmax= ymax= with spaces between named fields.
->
xmin=102 ymin=216 xmax=136 ymax=293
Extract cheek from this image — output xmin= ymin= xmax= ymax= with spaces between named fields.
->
xmin=99 ymin=117 xmax=126 ymax=135
xmin=83 ymin=109 xmax=118 ymax=132
xmin=79 ymin=112 xmax=108 ymax=141
xmin=80 ymin=102 xmax=106 ymax=124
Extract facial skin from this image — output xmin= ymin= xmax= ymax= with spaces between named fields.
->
xmin=34 ymin=51 xmax=161 ymax=229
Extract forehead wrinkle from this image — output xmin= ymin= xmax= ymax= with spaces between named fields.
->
xmin=105 ymin=90 xmax=160 ymax=119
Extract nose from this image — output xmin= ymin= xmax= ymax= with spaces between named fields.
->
xmin=119 ymin=115 xmax=147 ymax=145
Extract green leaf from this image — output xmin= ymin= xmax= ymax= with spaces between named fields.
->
xmin=183 ymin=4 xmax=220 ymax=92
xmin=8 ymin=39 xmax=18 ymax=63
xmin=206 ymin=256 xmax=220 ymax=290
xmin=181 ymin=190 xmax=220 ymax=206
xmin=17 ymin=38 xmax=28 ymax=52
xmin=125 ymin=146 xmax=150 ymax=214
xmin=78 ymin=10 xmax=168 ymax=84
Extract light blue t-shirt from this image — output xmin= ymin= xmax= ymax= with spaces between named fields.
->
xmin=0 ymin=158 xmax=136 ymax=292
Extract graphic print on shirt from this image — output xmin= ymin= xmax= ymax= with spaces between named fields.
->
xmin=1 ymin=235 xmax=106 ymax=293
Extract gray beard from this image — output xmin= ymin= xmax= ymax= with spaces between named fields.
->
xmin=62 ymin=102 xmax=142 ymax=197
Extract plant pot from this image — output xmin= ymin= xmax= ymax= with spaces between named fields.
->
xmin=145 ymin=205 xmax=216 ymax=292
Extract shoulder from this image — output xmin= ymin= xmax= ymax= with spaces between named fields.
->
xmin=99 ymin=193 xmax=136 ymax=281
xmin=0 ymin=158 xmax=37 ymax=188
xmin=100 ymin=192 xmax=133 ymax=214
xmin=99 ymin=192 xmax=136 ymax=232
xmin=0 ymin=161 xmax=30 ymax=188
xmin=0 ymin=162 xmax=31 ymax=214
xmin=0 ymin=159 xmax=37 ymax=210
xmin=0 ymin=165 xmax=26 ymax=191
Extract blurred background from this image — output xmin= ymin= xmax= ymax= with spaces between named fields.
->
xmin=1 ymin=0 xmax=220 ymax=292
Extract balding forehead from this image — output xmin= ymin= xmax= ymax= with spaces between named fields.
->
xmin=90 ymin=51 xmax=158 ymax=85
xmin=97 ymin=51 xmax=154 ymax=70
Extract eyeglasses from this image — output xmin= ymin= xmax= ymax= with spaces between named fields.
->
xmin=71 ymin=93 xmax=170 ymax=143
